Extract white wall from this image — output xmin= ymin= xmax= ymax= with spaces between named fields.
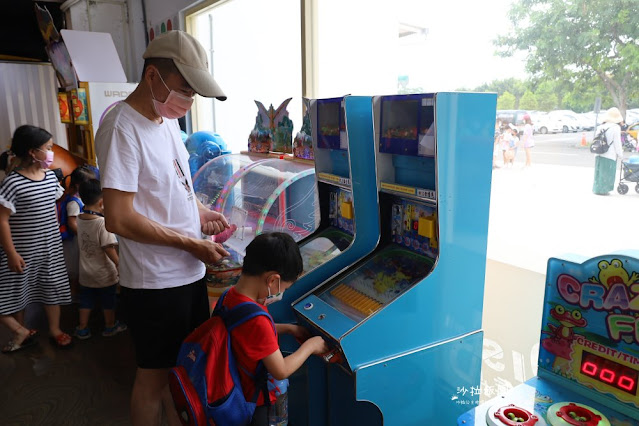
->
xmin=63 ymin=0 xmax=140 ymax=82
xmin=0 ymin=63 xmax=67 ymax=150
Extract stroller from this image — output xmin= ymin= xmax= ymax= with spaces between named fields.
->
xmin=621 ymin=131 xmax=638 ymax=152
xmin=617 ymin=156 xmax=639 ymax=194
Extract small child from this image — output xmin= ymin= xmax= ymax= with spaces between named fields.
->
xmin=221 ymin=232 xmax=329 ymax=425
xmin=509 ymin=125 xmax=520 ymax=166
xmin=73 ymin=178 xmax=126 ymax=339
xmin=59 ymin=165 xmax=94 ymax=296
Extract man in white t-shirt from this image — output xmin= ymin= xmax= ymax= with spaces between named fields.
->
xmin=95 ymin=30 xmax=230 ymax=426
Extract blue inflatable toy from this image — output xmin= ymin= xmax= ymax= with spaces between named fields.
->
xmin=185 ymin=131 xmax=230 ymax=176
xmin=185 ymin=131 xmax=227 ymax=154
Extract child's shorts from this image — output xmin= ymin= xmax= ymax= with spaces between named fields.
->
xmin=78 ymin=284 xmax=117 ymax=310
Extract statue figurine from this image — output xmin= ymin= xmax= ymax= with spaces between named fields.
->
xmin=248 ymin=98 xmax=293 ymax=153
xmin=293 ymin=98 xmax=314 ymax=160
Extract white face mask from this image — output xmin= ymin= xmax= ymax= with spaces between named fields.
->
xmin=261 ymin=278 xmax=283 ymax=306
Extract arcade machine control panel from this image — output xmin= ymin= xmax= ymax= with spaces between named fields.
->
xmin=458 ymin=252 xmax=639 ymax=426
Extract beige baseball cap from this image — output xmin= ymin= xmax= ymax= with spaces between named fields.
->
xmin=143 ymin=30 xmax=226 ymax=101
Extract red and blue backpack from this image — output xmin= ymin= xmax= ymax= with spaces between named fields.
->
xmin=56 ymin=194 xmax=84 ymax=241
xmin=169 ymin=290 xmax=274 ymax=426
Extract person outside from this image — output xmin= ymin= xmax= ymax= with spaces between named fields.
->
xmin=59 ymin=165 xmax=95 ymax=296
xmin=0 ymin=125 xmax=72 ymax=352
xmin=593 ymin=107 xmax=624 ymax=195
xmin=94 ymin=30 xmax=230 ymax=426
xmin=500 ymin=124 xmax=515 ymax=167
xmin=73 ymin=178 xmax=127 ymax=340
xmin=509 ymin=124 xmax=519 ymax=165
xmin=521 ymin=114 xmax=535 ymax=167
xmin=220 ymin=232 xmax=329 ymax=426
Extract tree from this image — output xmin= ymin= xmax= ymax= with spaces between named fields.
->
xmin=533 ymin=81 xmax=559 ymax=111
xmin=475 ymin=78 xmax=527 ymax=106
xmin=497 ymin=91 xmax=516 ymax=110
xmin=495 ymin=0 xmax=639 ymax=116
xmin=519 ymin=90 xmax=538 ymax=110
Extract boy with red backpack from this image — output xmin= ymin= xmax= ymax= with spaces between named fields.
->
xmin=170 ymin=232 xmax=329 ymax=425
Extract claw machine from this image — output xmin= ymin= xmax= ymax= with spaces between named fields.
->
xmin=292 ymin=92 xmax=497 ymax=425
xmin=458 ymin=251 xmax=639 ymax=426
xmin=192 ymin=153 xmax=318 ymax=302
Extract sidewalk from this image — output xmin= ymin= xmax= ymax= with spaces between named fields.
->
xmin=487 ymin=162 xmax=637 ymax=274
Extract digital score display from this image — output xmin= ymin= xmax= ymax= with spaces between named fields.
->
xmin=580 ymin=351 xmax=638 ymax=396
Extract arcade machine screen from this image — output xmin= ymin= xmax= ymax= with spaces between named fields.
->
xmin=298 ymin=187 xmax=353 ymax=274
xmin=317 ymin=245 xmax=433 ymax=322
xmin=306 ymin=193 xmax=437 ymax=323
xmin=296 ymin=97 xmax=355 ymax=276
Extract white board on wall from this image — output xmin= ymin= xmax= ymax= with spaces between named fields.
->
xmin=61 ymin=29 xmax=127 ymax=83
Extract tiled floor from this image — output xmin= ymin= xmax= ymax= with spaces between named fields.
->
xmin=0 ymin=302 xmax=136 ymax=425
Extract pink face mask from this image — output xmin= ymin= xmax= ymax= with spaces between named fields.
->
xmin=35 ymin=149 xmax=54 ymax=169
xmin=150 ymin=71 xmax=194 ymax=119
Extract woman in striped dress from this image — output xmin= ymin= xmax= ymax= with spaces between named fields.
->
xmin=0 ymin=125 xmax=72 ymax=352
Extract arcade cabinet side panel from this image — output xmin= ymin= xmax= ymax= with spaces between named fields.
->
xmin=355 ymin=331 xmax=484 ymax=426
xmin=341 ymin=92 xmax=497 ymax=367
xmin=274 ymin=96 xmax=381 ymax=322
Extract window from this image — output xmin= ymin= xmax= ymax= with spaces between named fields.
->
xmin=187 ymin=0 xmax=302 ymax=153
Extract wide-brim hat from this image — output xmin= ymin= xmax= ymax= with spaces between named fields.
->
xmin=143 ymin=30 xmax=226 ymax=101
xmin=601 ymin=107 xmax=623 ymax=124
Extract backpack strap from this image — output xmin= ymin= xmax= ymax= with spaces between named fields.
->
xmin=58 ymin=194 xmax=84 ymax=241
xmin=216 ymin=292 xmax=277 ymax=407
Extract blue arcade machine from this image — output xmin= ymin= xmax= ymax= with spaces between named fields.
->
xmin=269 ymin=96 xmax=380 ymax=324
xmin=458 ymin=251 xmax=639 ymax=426
xmin=193 ymin=97 xmax=380 ymax=308
xmin=292 ymin=92 xmax=497 ymax=425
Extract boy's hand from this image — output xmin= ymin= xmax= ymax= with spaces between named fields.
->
xmin=191 ymin=239 xmax=230 ymax=264
xmin=7 ymin=251 xmax=26 ymax=273
xmin=199 ymin=209 xmax=230 ymax=236
xmin=289 ymin=325 xmax=311 ymax=343
xmin=305 ymin=336 xmax=330 ymax=355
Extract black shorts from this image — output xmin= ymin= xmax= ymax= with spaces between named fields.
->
xmin=120 ymin=277 xmax=210 ymax=369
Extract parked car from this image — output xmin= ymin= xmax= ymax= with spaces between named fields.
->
xmin=578 ymin=112 xmax=597 ymax=130
xmin=496 ymin=110 xmax=529 ymax=133
xmin=547 ymin=111 xmax=579 ymax=132
xmin=625 ymin=109 xmax=639 ymax=124
xmin=533 ymin=114 xmax=563 ymax=134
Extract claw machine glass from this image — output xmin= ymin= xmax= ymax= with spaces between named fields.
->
xmin=457 ymin=251 xmax=639 ymax=426
xmin=293 ymin=92 xmax=497 ymax=426
xmin=192 ymin=153 xmax=318 ymax=301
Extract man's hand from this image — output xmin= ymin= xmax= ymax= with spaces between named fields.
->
xmin=199 ymin=208 xmax=230 ymax=236
xmin=190 ymin=239 xmax=230 ymax=264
